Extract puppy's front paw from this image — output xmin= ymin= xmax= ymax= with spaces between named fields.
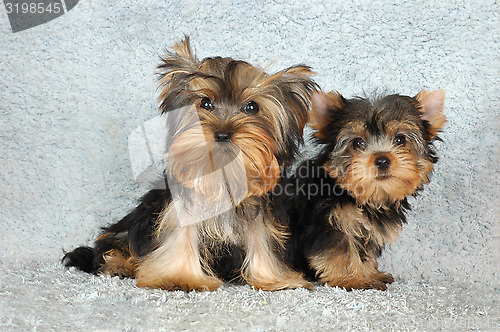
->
xmin=137 ymin=275 xmax=223 ymax=291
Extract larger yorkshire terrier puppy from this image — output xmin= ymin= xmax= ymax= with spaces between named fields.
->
xmin=287 ymin=89 xmax=446 ymax=290
xmin=63 ymin=37 xmax=318 ymax=291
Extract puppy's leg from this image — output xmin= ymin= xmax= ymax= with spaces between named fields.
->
xmin=135 ymin=219 xmax=222 ymax=291
xmin=95 ymin=233 xmax=138 ymax=278
xmin=63 ymin=188 xmax=167 ymax=277
xmin=242 ymin=218 xmax=312 ymax=291
xmin=63 ymin=226 xmax=138 ymax=278
xmin=309 ymin=238 xmax=393 ymax=291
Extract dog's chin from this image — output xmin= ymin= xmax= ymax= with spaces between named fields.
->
xmin=372 ymin=177 xmax=420 ymax=205
xmin=375 ymin=173 xmax=391 ymax=181
xmin=340 ymin=173 xmax=420 ymax=209
xmin=207 ymin=142 xmax=241 ymax=171
xmin=215 ymin=141 xmax=235 ymax=154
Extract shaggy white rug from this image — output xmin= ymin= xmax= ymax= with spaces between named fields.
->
xmin=1 ymin=0 xmax=498 ymax=331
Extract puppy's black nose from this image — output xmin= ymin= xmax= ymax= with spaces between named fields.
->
xmin=374 ymin=156 xmax=391 ymax=170
xmin=215 ymin=131 xmax=231 ymax=142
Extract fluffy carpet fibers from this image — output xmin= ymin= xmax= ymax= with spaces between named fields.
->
xmin=0 ymin=1 xmax=498 ymax=331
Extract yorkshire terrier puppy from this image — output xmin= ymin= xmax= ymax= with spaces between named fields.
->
xmin=287 ymin=89 xmax=446 ymax=290
xmin=63 ymin=37 xmax=318 ymax=291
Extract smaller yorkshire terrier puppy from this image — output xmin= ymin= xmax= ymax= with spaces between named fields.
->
xmin=287 ymin=89 xmax=446 ymax=290
xmin=63 ymin=37 xmax=318 ymax=291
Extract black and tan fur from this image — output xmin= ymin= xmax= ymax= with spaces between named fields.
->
xmin=287 ymin=89 xmax=446 ymax=290
xmin=63 ymin=37 xmax=318 ymax=291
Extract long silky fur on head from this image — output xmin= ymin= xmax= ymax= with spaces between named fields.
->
xmin=158 ymin=37 xmax=319 ymax=199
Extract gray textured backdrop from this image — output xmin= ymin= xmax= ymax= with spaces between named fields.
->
xmin=1 ymin=1 xmax=498 ymax=330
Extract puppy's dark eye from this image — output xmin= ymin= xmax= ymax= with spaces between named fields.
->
xmin=200 ymin=97 xmax=214 ymax=111
xmin=242 ymin=101 xmax=259 ymax=115
xmin=393 ymin=134 xmax=406 ymax=146
xmin=352 ymin=137 xmax=366 ymax=151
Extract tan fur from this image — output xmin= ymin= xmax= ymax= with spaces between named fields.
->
xmin=168 ymin=126 xmax=248 ymax=203
xmin=385 ymin=120 xmax=422 ymax=138
xmin=311 ymin=204 xmax=396 ymax=290
xmin=171 ymin=37 xmax=196 ymax=61
xmin=310 ymin=91 xmax=344 ymax=140
xmin=235 ymin=131 xmax=281 ymax=197
xmin=331 ymin=146 xmax=434 ymax=210
xmin=167 ymin=115 xmax=281 ymax=200
xmin=241 ymin=211 xmax=312 ymax=290
xmin=321 ymin=115 xmax=436 ymax=210
xmin=329 ymin=203 xmax=401 ymax=247
xmin=136 ymin=206 xmax=222 ymax=291
xmin=339 ymin=121 xmax=367 ymax=138
xmin=415 ymin=89 xmax=446 ymax=138
xmin=100 ymin=249 xmax=137 ymax=278
xmin=136 ymin=199 xmax=310 ymax=291
xmin=310 ymin=248 xmax=393 ymax=290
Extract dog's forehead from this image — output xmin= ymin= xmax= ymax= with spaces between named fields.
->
xmin=342 ymin=96 xmax=423 ymax=136
xmin=373 ymin=95 xmax=421 ymax=121
xmin=195 ymin=57 xmax=271 ymax=103
xmin=199 ymin=57 xmax=265 ymax=83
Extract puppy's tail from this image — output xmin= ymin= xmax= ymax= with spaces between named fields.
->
xmin=62 ymin=246 xmax=98 ymax=274
xmin=62 ymin=188 xmax=169 ymax=275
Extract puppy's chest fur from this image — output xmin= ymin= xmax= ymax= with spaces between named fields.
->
xmin=196 ymin=203 xmax=262 ymax=248
xmin=326 ymin=203 xmax=402 ymax=248
xmin=190 ymin=198 xmax=286 ymax=282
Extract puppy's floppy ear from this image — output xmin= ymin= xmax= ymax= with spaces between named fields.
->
xmin=414 ymin=89 xmax=446 ymax=138
xmin=271 ymin=65 xmax=318 ymax=127
xmin=157 ymin=36 xmax=200 ymax=113
xmin=310 ymin=91 xmax=345 ymax=140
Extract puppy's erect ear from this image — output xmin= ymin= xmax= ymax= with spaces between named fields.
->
xmin=269 ymin=65 xmax=319 ymax=133
xmin=310 ymin=91 xmax=345 ymax=140
xmin=158 ymin=36 xmax=200 ymax=113
xmin=414 ymin=89 xmax=446 ymax=138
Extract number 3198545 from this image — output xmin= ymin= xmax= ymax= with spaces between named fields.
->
xmin=5 ymin=2 xmax=62 ymax=14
